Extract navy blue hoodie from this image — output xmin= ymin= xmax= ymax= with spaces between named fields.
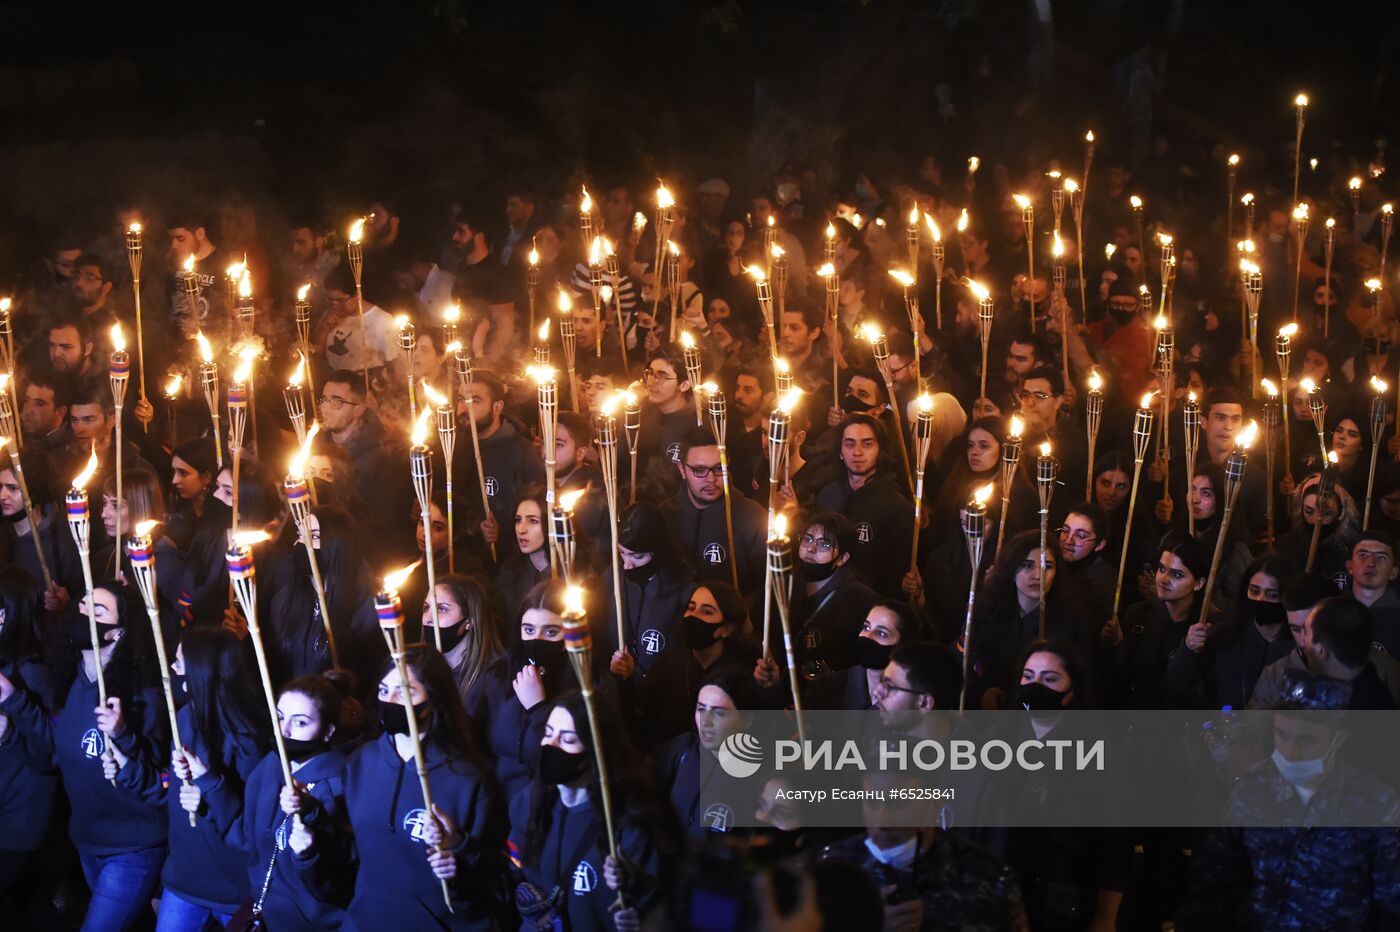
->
xmin=476 ymin=655 xmax=551 ymax=802
xmin=0 ymin=660 xmax=59 ymax=852
xmin=507 ymin=787 xmax=660 ymax=931
xmin=341 ymin=733 xmax=503 ymax=930
xmin=44 ymin=666 xmax=168 ymax=855
xmin=201 ymin=747 xmax=351 ymax=931
xmin=127 ymin=703 xmax=264 ymax=913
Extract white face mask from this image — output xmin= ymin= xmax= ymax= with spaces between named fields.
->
xmin=1272 ymin=749 xmax=1327 ymax=788
xmin=864 ymin=834 xmax=918 ymax=870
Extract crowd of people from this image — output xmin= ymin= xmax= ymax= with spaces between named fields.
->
xmin=1 ymin=130 xmax=1400 ymax=931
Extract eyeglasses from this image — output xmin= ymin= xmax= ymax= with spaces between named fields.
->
xmin=1017 ymin=390 xmax=1053 ymax=403
xmin=1057 ymin=527 xmax=1097 ymax=544
xmin=318 ymin=396 xmax=354 ymax=409
xmin=642 ymin=368 xmax=677 ymax=382
xmin=800 ymin=534 xmax=835 ymax=552
xmin=876 ymin=676 xmax=921 ymax=696
xmin=683 ymin=463 xmax=720 ymax=478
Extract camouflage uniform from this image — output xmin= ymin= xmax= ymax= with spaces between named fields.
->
xmin=819 ymin=830 xmax=1030 ymax=931
xmin=1178 ymin=759 xmax=1400 ymax=930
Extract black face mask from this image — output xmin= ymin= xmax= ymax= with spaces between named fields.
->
xmin=282 ymin=736 xmax=329 ymax=763
xmin=1367 ymin=337 xmax=1393 ymax=355
xmin=1014 ymin=681 xmax=1069 ymax=711
xmin=0 ymin=507 xmax=27 ymax=525
xmin=683 ymin=614 xmax=722 ymax=651
xmin=539 ymin=744 xmax=591 ymax=785
xmin=435 ymin=621 xmax=468 ymax=654
xmin=1249 ymin=598 xmax=1288 ymax=629
xmin=852 ymin=636 xmax=894 ymax=671
xmin=510 ymin=638 xmax=566 ymax=679
xmin=169 ymin=673 xmax=187 ymax=700
xmin=379 ymin=700 xmax=429 ymax=736
xmin=840 ymin=393 xmax=872 ymax=414
xmin=623 ymin=562 xmax=657 ymax=585
xmin=799 ymin=557 xmax=839 ymax=582
xmin=68 ymin=616 xmax=121 ymax=650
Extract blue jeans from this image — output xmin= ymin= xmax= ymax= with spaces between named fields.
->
xmin=78 ymin=846 xmax=165 ymax=932
xmin=154 ymin=888 xmax=235 ymax=931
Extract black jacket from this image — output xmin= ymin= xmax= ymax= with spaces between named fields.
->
xmin=815 ymin=471 xmax=915 ymax=599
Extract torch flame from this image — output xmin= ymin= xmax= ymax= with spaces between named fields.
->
xmin=0 ymin=297 xmax=9 ymax=314
xmin=111 ymin=324 xmax=126 ymax=353
xmin=668 ymin=239 xmax=681 ymax=257
xmin=1350 ymin=177 xmax=1363 ymax=192
xmin=1139 ymin=284 xmax=1151 ymax=297
xmin=557 ymin=289 xmax=573 ymax=314
xmin=816 ymin=262 xmax=835 ymax=278
xmin=558 ymin=488 xmax=585 ymax=513
xmin=445 ymin=340 xmax=462 ymax=356
xmin=443 ymin=304 xmax=460 ymax=324
xmin=528 ymin=248 xmax=540 ymax=267
xmin=238 ymin=269 xmax=252 ymax=299
xmin=768 ymin=242 xmax=783 ymax=260
xmin=420 ymin=380 xmax=448 ymax=408
xmin=1105 ymin=243 xmax=1117 ymax=260
xmin=195 ymin=331 xmax=213 ymax=363
xmin=888 ymin=269 xmax=915 ymax=288
xmin=1088 ymin=370 xmax=1103 ymax=391
xmin=656 ymin=183 xmax=673 ymax=210
xmin=226 ymin=260 xmax=245 ymax=282
xmin=133 ymin=519 xmax=158 ymax=537
xmin=1293 ymin=203 xmax=1310 ymax=221
xmin=1326 ymin=217 xmax=1336 ymax=230
xmin=1372 ymin=376 xmax=1389 ymax=394
xmin=825 ymin=222 xmax=836 ymax=240
xmin=1085 ymin=130 xmax=1095 ymax=143
xmin=128 ymin=221 xmax=142 ymax=234
xmin=1279 ymin=323 xmax=1299 ymax=338
xmin=165 ymin=373 xmax=183 ymax=396
xmin=1367 ymin=278 xmax=1382 ymax=292
xmin=968 ymin=279 xmax=990 ymax=301
xmin=1157 ymin=232 xmax=1173 ymax=247
xmin=1301 ymin=377 xmax=1318 ymax=394
xmin=232 ymin=351 xmax=254 ymax=386
xmin=589 ymin=236 xmax=603 ymax=266
xmin=974 ymin=483 xmax=994 ymax=506
xmin=1012 ymin=193 xmax=1031 ymax=210
xmin=1010 ymin=415 xmax=1024 ymax=437
xmin=288 ymin=423 xmax=320 ymax=479
xmin=1052 ymin=232 xmax=1064 ymax=258
xmin=1237 ymin=421 xmax=1259 ymax=449
xmin=778 ymin=387 xmax=803 ymax=414
xmin=774 ymin=358 xmax=790 ymax=377
xmin=699 ymin=381 xmax=719 ymax=396
xmin=916 ymin=393 xmax=933 ymax=414
xmin=410 ymin=405 xmax=433 ymax=446
xmin=563 ymin=584 xmax=585 ymax=616
xmin=1261 ymin=378 xmax=1279 ymax=397
xmin=1328 ymin=450 xmax=1339 ymax=465
xmin=632 ymin=212 xmax=647 ymax=233
xmin=967 ymin=156 xmax=980 ymax=173
xmin=858 ymin=322 xmax=883 ymax=343
xmin=1228 ymin=153 xmax=1240 ymax=167
xmin=1139 ymin=392 xmax=1156 ymax=409
xmin=745 ymin=265 xmax=767 ymax=283
xmin=72 ymin=445 xmax=99 ymax=491
xmin=924 ymin=214 xmax=941 ymax=242
xmin=1039 ymin=441 xmax=1052 ymax=457
xmin=394 ymin=313 xmax=410 ymax=332
xmin=766 ymin=215 xmax=776 ymax=229
xmin=1130 ymin=195 xmax=1143 ymax=210
xmin=600 ymin=391 xmax=625 ymax=417
xmin=1295 ymin=93 xmax=1309 ymax=108
xmin=1385 ymin=204 xmax=1395 ymax=216
xmin=232 ymin=530 xmax=271 ymax=548
xmin=580 ymin=186 xmax=593 ymax=214
xmin=1153 ymin=314 xmax=1168 ymax=331
xmin=1188 ymin=390 xmax=1197 ymax=403
xmin=527 ymin=364 xmax=557 ymax=385
xmin=908 ymin=205 xmax=919 ymax=226
xmin=182 ymin=254 xmax=196 ymax=275
xmin=1063 ymin=178 xmax=1079 ymax=194
xmin=296 ymin=283 xmax=310 ymax=302
xmin=769 ymin=512 xmax=789 ymax=542
xmin=600 ymin=284 xmax=613 ymax=304
xmin=382 ymin=561 xmax=421 ymax=593
xmin=538 ymin=318 xmax=551 ymax=342
xmin=1242 ymin=193 xmax=1255 ymax=206
xmin=679 ymin=331 xmax=696 ymax=350
xmin=349 ymin=218 xmax=365 ymax=243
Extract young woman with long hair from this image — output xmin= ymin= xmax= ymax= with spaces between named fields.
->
xmin=422 ymin=572 xmax=505 ymax=716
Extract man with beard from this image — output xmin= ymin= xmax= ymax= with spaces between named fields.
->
xmin=449 ymin=207 xmax=514 ymax=355
xmin=778 ymin=304 xmax=830 ymax=396
xmin=317 ymin=370 xmax=405 ymax=557
xmin=815 ymin=414 xmax=914 ymax=599
xmin=69 ymin=253 xmax=117 ymax=335
xmin=20 ymin=369 xmax=74 ymax=459
xmin=1015 ymin=365 xmax=1087 ymax=516
xmin=463 ymin=367 xmax=544 ymax=534
xmin=660 ymin=426 xmax=767 ymax=596
xmin=166 ymin=208 xmax=227 ymax=342
xmin=724 ymin=364 xmax=770 ymax=506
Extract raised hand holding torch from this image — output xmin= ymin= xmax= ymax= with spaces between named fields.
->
xmin=959 ymin=484 xmax=994 ymax=711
